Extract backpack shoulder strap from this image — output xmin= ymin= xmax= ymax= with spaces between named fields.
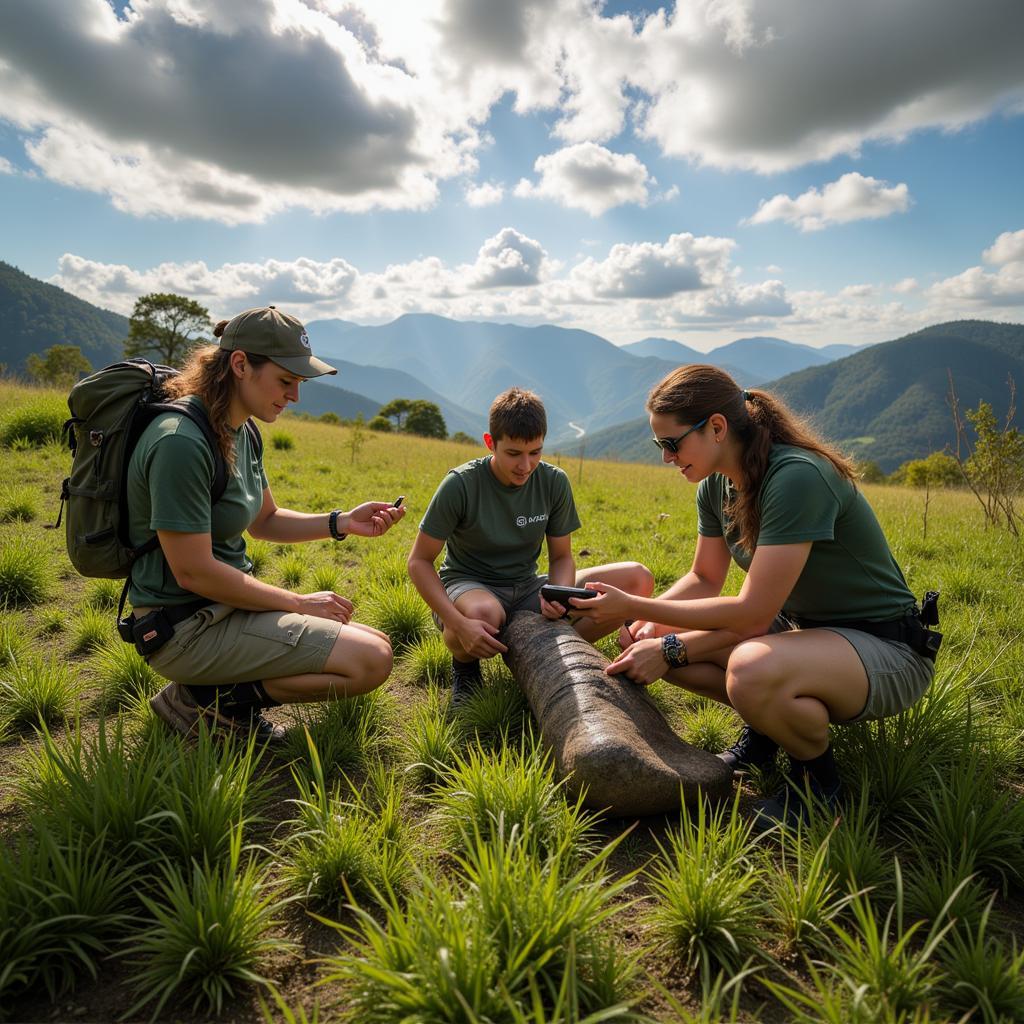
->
xmin=244 ymin=418 xmax=264 ymax=460
xmin=147 ymin=400 xmax=230 ymax=504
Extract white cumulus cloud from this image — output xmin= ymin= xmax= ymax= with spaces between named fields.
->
xmin=464 ymin=181 xmax=505 ymax=207
xmin=929 ymin=229 xmax=1024 ymax=308
xmin=984 ymin=229 xmax=1024 ymax=265
xmin=514 ymin=142 xmax=652 ymax=216
xmin=467 ymin=227 xmax=551 ymax=288
xmin=746 ymin=173 xmax=910 ymax=232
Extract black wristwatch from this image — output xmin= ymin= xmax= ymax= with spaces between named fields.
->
xmin=661 ymin=633 xmax=688 ymax=669
xmin=328 ymin=509 xmax=347 ymax=541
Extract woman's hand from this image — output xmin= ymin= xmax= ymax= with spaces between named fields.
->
xmin=343 ymin=501 xmax=406 ymax=538
xmin=605 ymin=637 xmax=668 ymax=686
xmin=539 ymin=593 xmax=568 ymax=621
xmin=567 ymin=581 xmax=635 ymax=628
xmin=295 ymin=591 xmax=354 ymax=623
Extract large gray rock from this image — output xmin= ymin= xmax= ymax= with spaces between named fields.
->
xmin=504 ymin=611 xmax=734 ymax=817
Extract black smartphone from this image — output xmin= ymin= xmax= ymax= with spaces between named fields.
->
xmin=393 ymin=495 xmax=405 ymax=508
xmin=540 ymin=584 xmax=596 ymax=609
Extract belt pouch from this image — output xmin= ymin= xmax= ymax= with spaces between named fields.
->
xmin=132 ymin=609 xmax=175 ymax=657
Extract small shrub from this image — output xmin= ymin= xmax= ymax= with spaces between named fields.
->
xmin=84 ymin=577 xmax=121 ymax=610
xmin=0 ymin=825 xmax=131 ymax=1002
xmin=0 ymin=532 xmax=55 ymax=606
xmin=0 ymin=650 xmax=81 ymax=730
xmin=282 ymin=738 xmax=411 ymax=907
xmin=400 ymin=632 xmax=451 ymax=687
xmin=365 ymin=583 xmax=432 ymax=653
xmin=91 ymin=640 xmax=162 ymax=707
xmin=402 ymin=689 xmax=463 ymax=787
xmin=433 ymin=739 xmax=596 ymax=861
xmin=683 ymin=701 xmax=739 ymax=752
xmin=70 ymin=607 xmax=111 ymax=654
xmin=283 ymin=688 xmax=394 ymax=777
xmin=34 ymin=607 xmax=65 ymax=636
xmin=647 ymin=796 xmax=765 ymax=973
xmin=125 ymin=828 xmax=289 ymax=1019
xmin=271 ymin=430 xmax=295 ymax=451
xmin=309 ymin=564 xmax=340 ymax=592
xmin=0 ymin=396 xmax=67 ymax=447
xmin=246 ymin=538 xmax=270 ymax=575
xmin=279 ymin=552 xmax=305 ymax=587
xmin=937 ymin=902 xmax=1024 ymax=1021
xmin=0 ymin=486 xmax=39 ymax=523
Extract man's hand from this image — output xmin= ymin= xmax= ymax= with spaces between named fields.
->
xmin=295 ymin=591 xmax=354 ymax=623
xmin=605 ymin=637 xmax=668 ymax=686
xmin=453 ymin=617 xmax=508 ymax=659
xmin=343 ymin=501 xmax=406 ymax=538
xmin=539 ymin=593 xmax=568 ymax=621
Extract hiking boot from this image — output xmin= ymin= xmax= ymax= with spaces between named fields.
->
xmin=450 ymin=659 xmax=484 ymax=709
xmin=717 ymin=724 xmax=780 ymax=772
xmin=149 ymin=682 xmax=202 ymax=736
xmin=149 ymin=682 xmax=285 ymax=744
xmin=751 ymin=775 xmax=842 ymax=834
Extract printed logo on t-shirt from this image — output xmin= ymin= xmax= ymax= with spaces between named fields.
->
xmin=516 ymin=513 xmax=548 ymax=527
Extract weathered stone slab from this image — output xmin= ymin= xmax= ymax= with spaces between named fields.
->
xmin=504 ymin=611 xmax=733 ymax=817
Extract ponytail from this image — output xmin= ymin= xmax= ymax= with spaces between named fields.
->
xmin=647 ymin=366 xmax=856 ymax=552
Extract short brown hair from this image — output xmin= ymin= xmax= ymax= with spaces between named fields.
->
xmin=489 ymin=387 xmax=547 ymax=442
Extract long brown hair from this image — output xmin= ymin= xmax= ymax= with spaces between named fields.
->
xmin=162 ymin=320 xmax=270 ymax=470
xmin=647 ymin=364 xmax=856 ymax=552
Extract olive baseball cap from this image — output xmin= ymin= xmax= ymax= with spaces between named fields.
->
xmin=218 ymin=306 xmax=337 ymax=378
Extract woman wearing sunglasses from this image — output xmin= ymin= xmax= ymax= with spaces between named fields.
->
xmin=569 ymin=364 xmax=937 ymax=829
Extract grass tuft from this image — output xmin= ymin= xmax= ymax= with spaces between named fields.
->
xmin=0 ymin=396 xmax=67 ymax=447
xmin=84 ymin=577 xmax=121 ymax=610
xmin=0 ymin=531 xmax=55 ymax=606
xmin=647 ymin=795 xmax=765 ymax=973
xmin=125 ymin=827 xmax=290 ymax=1019
xmin=271 ymin=430 xmax=295 ymax=450
xmin=0 ymin=649 xmax=81 ymax=730
xmin=400 ymin=631 xmax=451 ymax=687
xmin=365 ymin=582 xmax=432 ymax=652
xmin=0 ymin=486 xmax=39 ymax=523
xmin=70 ymin=606 xmax=112 ymax=654
xmin=91 ymin=640 xmax=162 ymax=707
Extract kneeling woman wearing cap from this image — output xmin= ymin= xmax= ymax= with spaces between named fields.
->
xmin=131 ymin=306 xmax=406 ymax=743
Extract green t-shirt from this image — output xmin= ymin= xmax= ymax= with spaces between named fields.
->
xmin=420 ymin=457 xmax=581 ymax=586
xmin=126 ymin=397 xmax=268 ymax=607
xmin=696 ymin=444 xmax=915 ymax=622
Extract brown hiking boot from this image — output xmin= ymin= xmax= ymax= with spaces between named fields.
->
xmin=149 ymin=682 xmax=286 ymax=744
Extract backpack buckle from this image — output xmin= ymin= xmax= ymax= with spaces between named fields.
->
xmin=89 ymin=430 xmax=104 ymax=446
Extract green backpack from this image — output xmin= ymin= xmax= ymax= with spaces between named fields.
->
xmin=55 ymin=358 xmax=261 ymax=626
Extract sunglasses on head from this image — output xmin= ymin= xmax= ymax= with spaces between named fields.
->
xmin=651 ymin=416 xmax=709 ymax=453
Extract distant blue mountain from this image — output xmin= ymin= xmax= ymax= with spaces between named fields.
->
xmin=317 ymin=356 xmax=485 ymax=436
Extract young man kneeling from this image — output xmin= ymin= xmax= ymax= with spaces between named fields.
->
xmin=407 ymin=387 xmax=652 ymax=706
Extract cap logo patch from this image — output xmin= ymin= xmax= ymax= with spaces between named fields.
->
xmin=299 ymin=332 xmax=311 ymax=349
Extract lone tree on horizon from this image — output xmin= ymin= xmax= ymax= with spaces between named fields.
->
xmin=124 ymin=293 xmax=211 ymax=367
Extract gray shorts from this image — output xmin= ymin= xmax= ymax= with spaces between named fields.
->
xmin=146 ymin=602 xmax=341 ymax=686
xmin=772 ymin=615 xmax=934 ymax=722
xmin=432 ymin=575 xmax=548 ymax=631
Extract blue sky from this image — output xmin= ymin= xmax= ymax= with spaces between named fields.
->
xmin=0 ymin=0 xmax=1022 ymax=350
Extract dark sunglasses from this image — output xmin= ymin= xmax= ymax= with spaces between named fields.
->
xmin=651 ymin=416 xmax=709 ymax=453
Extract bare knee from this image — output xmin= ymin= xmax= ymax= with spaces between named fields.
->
xmin=725 ymin=641 xmax=778 ymax=716
xmin=625 ymin=562 xmax=655 ymax=597
xmin=326 ymin=631 xmax=393 ymax=692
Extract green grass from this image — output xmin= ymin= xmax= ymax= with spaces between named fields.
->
xmin=2 ymin=384 xmax=1024 ymax=1020
xmin=0 ymin=649 xmax=81 ymax=730
xmin=0 ymin=394 xmax=67 ymax=447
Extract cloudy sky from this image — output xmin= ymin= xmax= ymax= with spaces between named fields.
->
xmin=1 ymin=0 xmax=1022 ymax=349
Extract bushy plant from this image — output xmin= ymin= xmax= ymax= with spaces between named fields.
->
xmin=282 ymin=737 xmax=411 ymax=907
xmin=400 ymin=631 xmax=451 ymax=687
xmin=0 ymin=395 xmax=67 ymax=447
xmin=84 ymin=577 xmax=121 ymax=610
xmin=0 ymin=486 xmax=39 ymax=523
xmin=401 ymin=688 xmax=463 ymax=787
xmin=0 ymin=649 xmax=81 ymax=730
xmin=0 ymin=825 xmax=131 ymax=1002
xmin=454 ymin=663 xmax=531 ymax=749
xmin=91 ymin=639 xmax=161 ymax=707
xmin=279 ymin=552 xmax=305 ymax=587
xmin=246 ymin=537 xmax=270 ymax=575
xmin=125 ymin=828 xmax=289 ymax=1019
xmin=647 ymin=796 xmax=766 ymax=973
xmin=433 ymin=739 xmax=596 ymax=860
xmin=271 ymin=430 xmax=295 ymax=450
xmin=0 ymin=531 xmax=55 ymax=605
xmin=70 ymin=606 xmax=111 ymax=654
xmin=322 ymin=826 xmax=638 ymax=1022
xmin=683 ymin=701 xmax=739 ymax=752
xmin=365 ymin=582 xmax=432 ymax=652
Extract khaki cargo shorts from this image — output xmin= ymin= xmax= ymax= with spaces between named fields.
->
xmin=146 ymin=602 xmax=341 ymax=686
xmin=431 ymin=575 xmax=548 ymax=631
xmin=771 ymin=615 xmax=934 ymax=722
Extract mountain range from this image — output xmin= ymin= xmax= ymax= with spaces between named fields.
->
xmin=565 ymin=321 xmax=1024 ymax=471
xmin=3 ymin=259 xmax=1020 ymax=471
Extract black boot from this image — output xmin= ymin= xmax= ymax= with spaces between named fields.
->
xmin=717 ymin=723 xmax=780 ymax=772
